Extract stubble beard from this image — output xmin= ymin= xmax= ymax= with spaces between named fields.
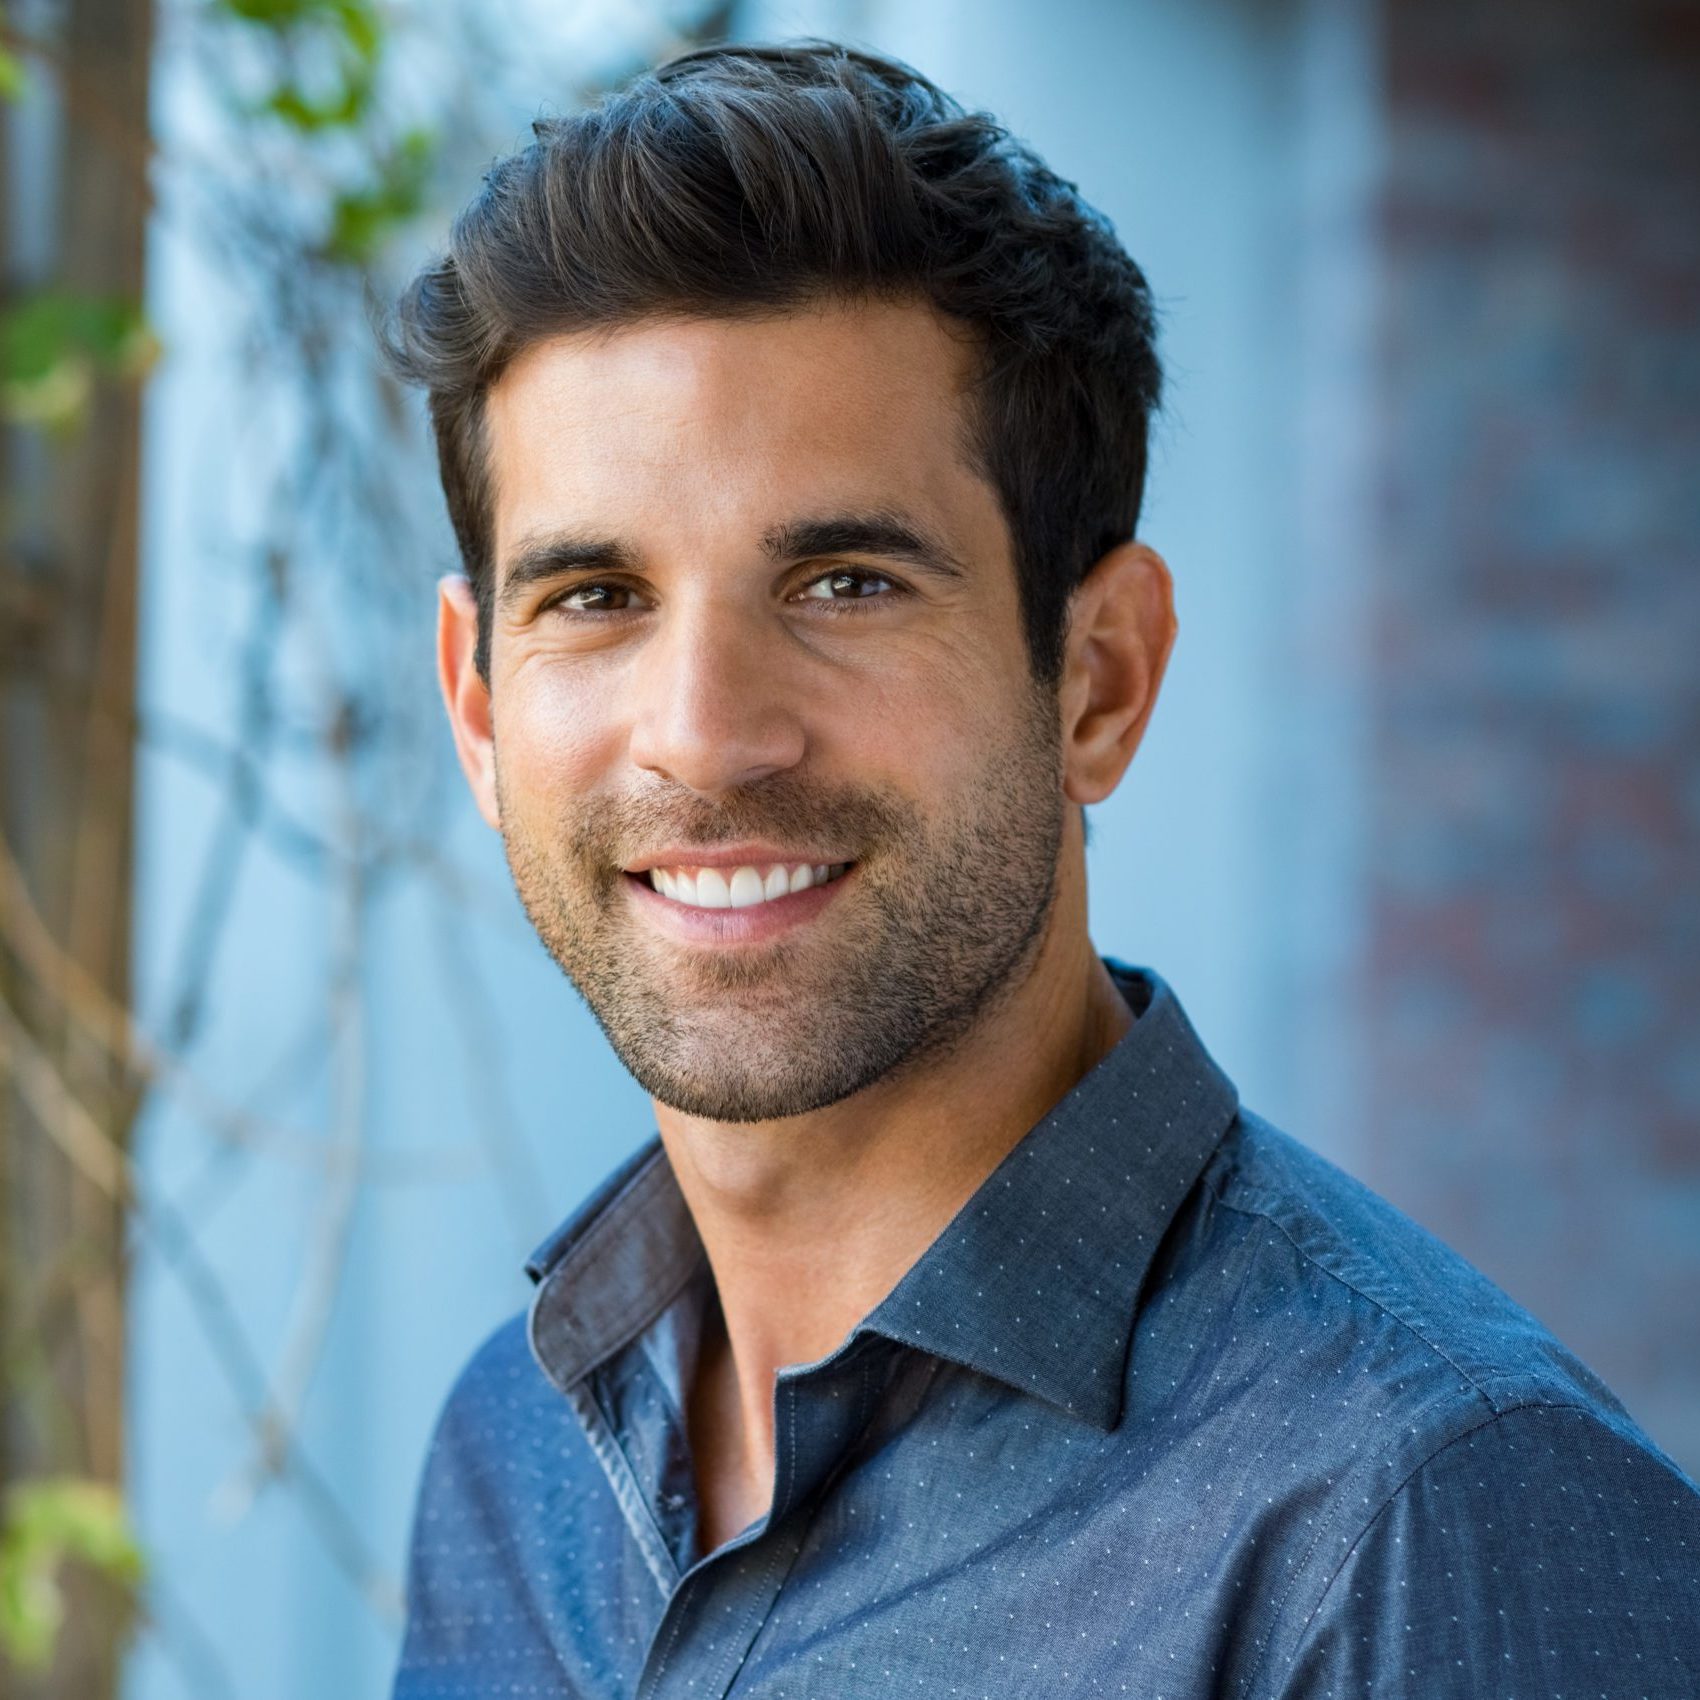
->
xmin=496 ymin=687 xmax=1066 ymax=1123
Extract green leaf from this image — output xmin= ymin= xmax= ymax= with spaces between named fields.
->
xmin=0 ymin=1479 xmax=145 ymax=1672
xmin=324 ymin=126 xmax=435 ymax=264
xmin=218 ymin=0 xmax=383 ymax=132
xmin=264 ymin=68 xmax=374 ymax=132
xmin=0 ymin=45 xmax=27 ymax=102
xmin=218 ymin=0 xmax=373 ymax=34
xmin=332 ymin=0 xmax=381 ymax=65
xmin=218 ymin=0 xmax=305 ymax=22
xmin=0 ymin=291 xmax=157 ymax=429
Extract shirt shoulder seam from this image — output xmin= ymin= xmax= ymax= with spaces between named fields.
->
xmin=1197 ymin=1174 xmax=1508 ymax=1414
xmin=1243 ymin=1398 xmax=1610 ymax=1699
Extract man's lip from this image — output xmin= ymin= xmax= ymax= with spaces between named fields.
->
xmin=625 ymin=857 xmax=856 ymax=943
xmin=623 ymin=844 xmax=856 ymax=874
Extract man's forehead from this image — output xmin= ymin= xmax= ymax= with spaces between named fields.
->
xmin=483 ymin=301 xmax=994 ymax=571
xmin=491 ymin=298 xmax=976 ymax=410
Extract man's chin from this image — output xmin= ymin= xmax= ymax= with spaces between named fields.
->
xmin=619 ymin=921 xmax=826 ymax=998
xmin=616 ymin=1038 xmax=876 ymax=1125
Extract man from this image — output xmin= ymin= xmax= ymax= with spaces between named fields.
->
xmin=384 ymin=41 xmax=1699 ymax=1699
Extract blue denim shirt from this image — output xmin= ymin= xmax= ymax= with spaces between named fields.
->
xmin=394 ymin=962 xmax=1700 ymax=1698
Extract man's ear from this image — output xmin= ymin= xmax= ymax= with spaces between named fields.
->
xmin=438 ymin=574 xmax=501 ymax=830
xmin=1057 ymin=541 xmax=1177 ymax=806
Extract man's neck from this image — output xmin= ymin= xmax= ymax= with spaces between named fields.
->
xmin=654 ymin=862 xmax=1131 ymax=1547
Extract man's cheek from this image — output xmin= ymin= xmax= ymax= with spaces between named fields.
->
xmin=869 ymin=696 xmax=991 ymax=802
xmin=501 ymin=678 xmax=624 ymax=797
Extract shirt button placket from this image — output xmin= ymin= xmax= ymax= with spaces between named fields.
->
xmin=636 ymin=1380 xmax=815 ymax=1700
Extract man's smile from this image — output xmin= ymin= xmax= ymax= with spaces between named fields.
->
xmin=622 ymin=856 xmax=858 ymax=943
xmin=638 ymin=860 xmax=853 ymax=908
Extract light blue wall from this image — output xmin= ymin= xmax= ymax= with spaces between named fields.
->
xmin=127 ymin=3 xmax=1343 ymax=1694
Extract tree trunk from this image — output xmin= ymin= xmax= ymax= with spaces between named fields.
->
xmin=1 ymin=0 xmax=154 ymax=1692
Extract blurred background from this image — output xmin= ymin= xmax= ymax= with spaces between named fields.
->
xmin=1 ymin=0 xmax=1695 ymax=1693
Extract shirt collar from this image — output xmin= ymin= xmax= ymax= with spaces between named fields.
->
xmin=526 ymin=961 xmax=1239 ymax=1431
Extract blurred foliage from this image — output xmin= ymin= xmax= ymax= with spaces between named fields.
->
xmin=214 ymin=0 xmax=438 ymax=262
xmin=0 ymin=0 xmax=435 ymax=435
xmin=0 ymin=0 xmax=442 ymax=1681
xmin=0 ymin=292 xmax=159 ymax=431
xmin=221 ymin=0 xmax=383 ymax=131
xmin=327 ymin=124 xmax=434 ymax=263
xmin=0 ymin=0 xmax=25 ymax=100
xmin=0 ymin=1480 xmax=144 ymax=1672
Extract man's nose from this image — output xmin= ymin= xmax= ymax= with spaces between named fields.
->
xmin=626 ymin=599 xmax=807 ymax=797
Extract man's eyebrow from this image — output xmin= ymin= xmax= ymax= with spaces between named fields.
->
xmin=497 ymin=512 xmax=967 ymax=607
xmin=497 ymin=533 xmax=637 ymax=609
xmin=761 ymin=512 xmax=968 ymax=581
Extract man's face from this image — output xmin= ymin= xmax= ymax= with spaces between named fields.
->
xmin=463 ymin=300 xmax=1068 ymax=1122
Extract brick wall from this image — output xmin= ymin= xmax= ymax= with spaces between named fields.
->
xmin=1366 ymin=0 xmax=1700 ymax=1471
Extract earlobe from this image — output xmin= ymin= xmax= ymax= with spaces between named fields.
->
xmin=1059 ymin=542 xmax=1177 ymax=807
xmin=437 ymin=574 xmax=501 ymax=830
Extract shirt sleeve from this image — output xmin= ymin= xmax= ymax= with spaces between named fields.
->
xmin=1272 ymin=1402 xmax=1700 ymax=1699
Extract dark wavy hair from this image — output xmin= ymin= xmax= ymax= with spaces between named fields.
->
xmin=382 ymin=41 xmax=1162 ymax=684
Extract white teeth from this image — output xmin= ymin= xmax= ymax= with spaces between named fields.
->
xmin=643 ymin=860 xmax=849 ymax=910
xmin=728 ymin=867 xmax=765 ymax=908
xmin=694 ymin=868 xmax=732 ymax=908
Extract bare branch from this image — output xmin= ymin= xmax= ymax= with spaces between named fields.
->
xmin=0 ymin=988 xmax=404 ymax=1624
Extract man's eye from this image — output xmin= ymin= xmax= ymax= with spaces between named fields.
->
xmin=795 ymin=568 xmax=896 ymax=603
xmin=549 ymin=582 xmax=637 ymax=614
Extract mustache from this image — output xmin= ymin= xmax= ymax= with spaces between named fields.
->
xmin=564 ymin=773 xmax=922 ymax=872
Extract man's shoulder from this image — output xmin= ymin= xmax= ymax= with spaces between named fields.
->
xmin=1164 ymin=1107 xmax=1679 ymax=1469
xmin=438 ymin=1307 xmax=536 ymax=1409
xmin=1142 ymin=1110 xmax=1700 ymax=1694
xmin=421 ymin=1306 xmax=571 ymax=1487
